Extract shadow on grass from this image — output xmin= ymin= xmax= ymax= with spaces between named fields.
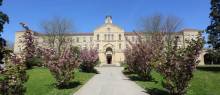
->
xmin=50 ymin=81 xmax=81 ymax=89
xmin=80 ymin=69 xmax=100 ymax=74
xmin=127 ymin=75 xmax=158 ymax=83
xmin=123 ymin=71 xmax=136 ymax=75
xmin=123 ymin=70 xmax=169 ymax=95
xmin=196 ymin=69 xmax=220 ymax=73
xmin=196 ymin=65 xmax=220 ymax=72
xmin=145 ymin=88 xmax=169 ymax=95
xmin=123 ymin=70 xmax=158 ymax=82
xmin=91 ymin=69 xmax=99 ymax=74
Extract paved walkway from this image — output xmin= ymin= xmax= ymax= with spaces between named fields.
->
xmin=74 ymin=67 xmax=149 ymax=95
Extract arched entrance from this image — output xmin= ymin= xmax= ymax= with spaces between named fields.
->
xmin=106 ymin=47 xmax=113 ymax=64
xmin=106 ymin=54 xmax=112 ymax=64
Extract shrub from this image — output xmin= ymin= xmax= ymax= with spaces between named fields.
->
xmin=0 ymin=54 xmax=28 ymax=95
xmin=79 ymin=48 xmax=99 ymax=73
xmin=157 ymin=35 xmax=204 ymax=95
xmin=196 ymin=65 xmax=220 ymax=71
xmin=24 ymin=56 xmax=43 ymax=67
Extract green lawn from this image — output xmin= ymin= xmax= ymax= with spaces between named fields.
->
xmin=25 ymin=67 xmax=95 ymax=95
xmin=125 ymin=70 xmax=220 ymax=95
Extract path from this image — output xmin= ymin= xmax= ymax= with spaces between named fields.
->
xmin=74 ymin=67 xmax=149 ymax=95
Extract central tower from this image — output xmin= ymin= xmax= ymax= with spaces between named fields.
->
xmin=105 ymin=16 xmax=112 ymax=24
xmin=93 ymin=16 xmax=125 ymax=66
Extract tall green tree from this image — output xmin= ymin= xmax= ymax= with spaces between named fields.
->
xmin=207 ymin=0 xmax=220 ymax=64
xmin=0 ymin=0 xmax=9 ymax=65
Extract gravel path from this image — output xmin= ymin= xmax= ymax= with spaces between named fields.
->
xmin=73 ymin=67 xmax=149 ymax=95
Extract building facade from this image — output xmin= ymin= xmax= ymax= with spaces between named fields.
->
xmin=14 ymin=16 xmax=204 ymax=66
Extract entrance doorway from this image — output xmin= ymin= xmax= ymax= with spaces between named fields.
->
xmin=106 ymin=54 xmax=112 ymax=64
xmin=106 ymin=47 xmax=113 ymax=64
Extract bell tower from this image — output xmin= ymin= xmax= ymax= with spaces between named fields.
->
xmin=105 ymin=16 xmax=112 ymax=24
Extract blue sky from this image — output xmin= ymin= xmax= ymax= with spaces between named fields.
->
xmin=1 ymin=0 xmax=210 ymax=43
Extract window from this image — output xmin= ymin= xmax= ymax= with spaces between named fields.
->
xmin=119 ymin=34 xmax=121 ymax=40
xmin=97 ymin=34 xmax=100 ymax=41
xmin=83 ymin=37 xmax=86 ymax=42
xmin=108 ymin=34 xmax=110 ymax=40
xmin=119 ymin=43 xmax=121 ymax=49
xmin=19 ymin=47 xmax=21 ymax=52
xmin=96 ymin=44 xmax=99 ymax=49
xmin=132 ymin=36 xmax=135 ymax=42
xmin=112 ymin=34 xmax=114 ymax=40
xmin=126 ymin=44 xmax=129 ymax=48
xmin=72 ymin=38 xmax=75 ymax=42
xmin=105 ymin=34 xmax=107 ymax=40
xmin=76 ymin=37 xmax=79 ymax=42
xmin=90 ymin=37 xmax=93 ymax=42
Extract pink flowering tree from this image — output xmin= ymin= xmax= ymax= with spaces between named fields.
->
xmin=157 ymin=34 xmax=204 ymax=95
xmin=79 ymin=48 xmax=99 ymax=73
xmin=20 ymin=22 xmax=37 ymax=69
xmin=0 ymin=53 xmax=28 ymax=95
xmin=124 ymin=32 xmax=164 ymax=80
xmin=36 ymin=47 xmax=80 ymax=88
xmin=124 ymin=42 xmax=153 ymax=80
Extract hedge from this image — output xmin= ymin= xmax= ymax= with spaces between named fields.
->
xmin=197 ymin=65 xmax=220 ymax=71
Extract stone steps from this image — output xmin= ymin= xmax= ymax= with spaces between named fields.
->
xmin=100 ymin=64 xmax=120 ymax=67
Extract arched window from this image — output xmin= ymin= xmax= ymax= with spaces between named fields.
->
xmin=119 ymin=34 xmax=121 ymax=40
xmin=119 ymin=43 xmax=121 ymax=49
xmin=104 ymin=34 xmax=107 ymax=40
xmin=108 ymin=34 xmax=110 ymax=40
xmin=97 ymin=34 xmax=99 ymax=41
xmin=106 ymin=47 xmax=113 ymax=52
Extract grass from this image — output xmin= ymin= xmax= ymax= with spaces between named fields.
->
xmin=25 ymin=67 xmax=95 ymax=95
xmin=187 ymin=70 xmax=220 ymax=95
xmin=124 ymin=70 xmax=220 ymax=95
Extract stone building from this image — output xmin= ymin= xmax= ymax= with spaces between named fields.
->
xmin=14 ymin=16 xmax=204 ymax=66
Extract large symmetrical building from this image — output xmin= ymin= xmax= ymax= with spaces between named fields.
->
xmin=14 ymin=16 xmax=205 ymax=66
